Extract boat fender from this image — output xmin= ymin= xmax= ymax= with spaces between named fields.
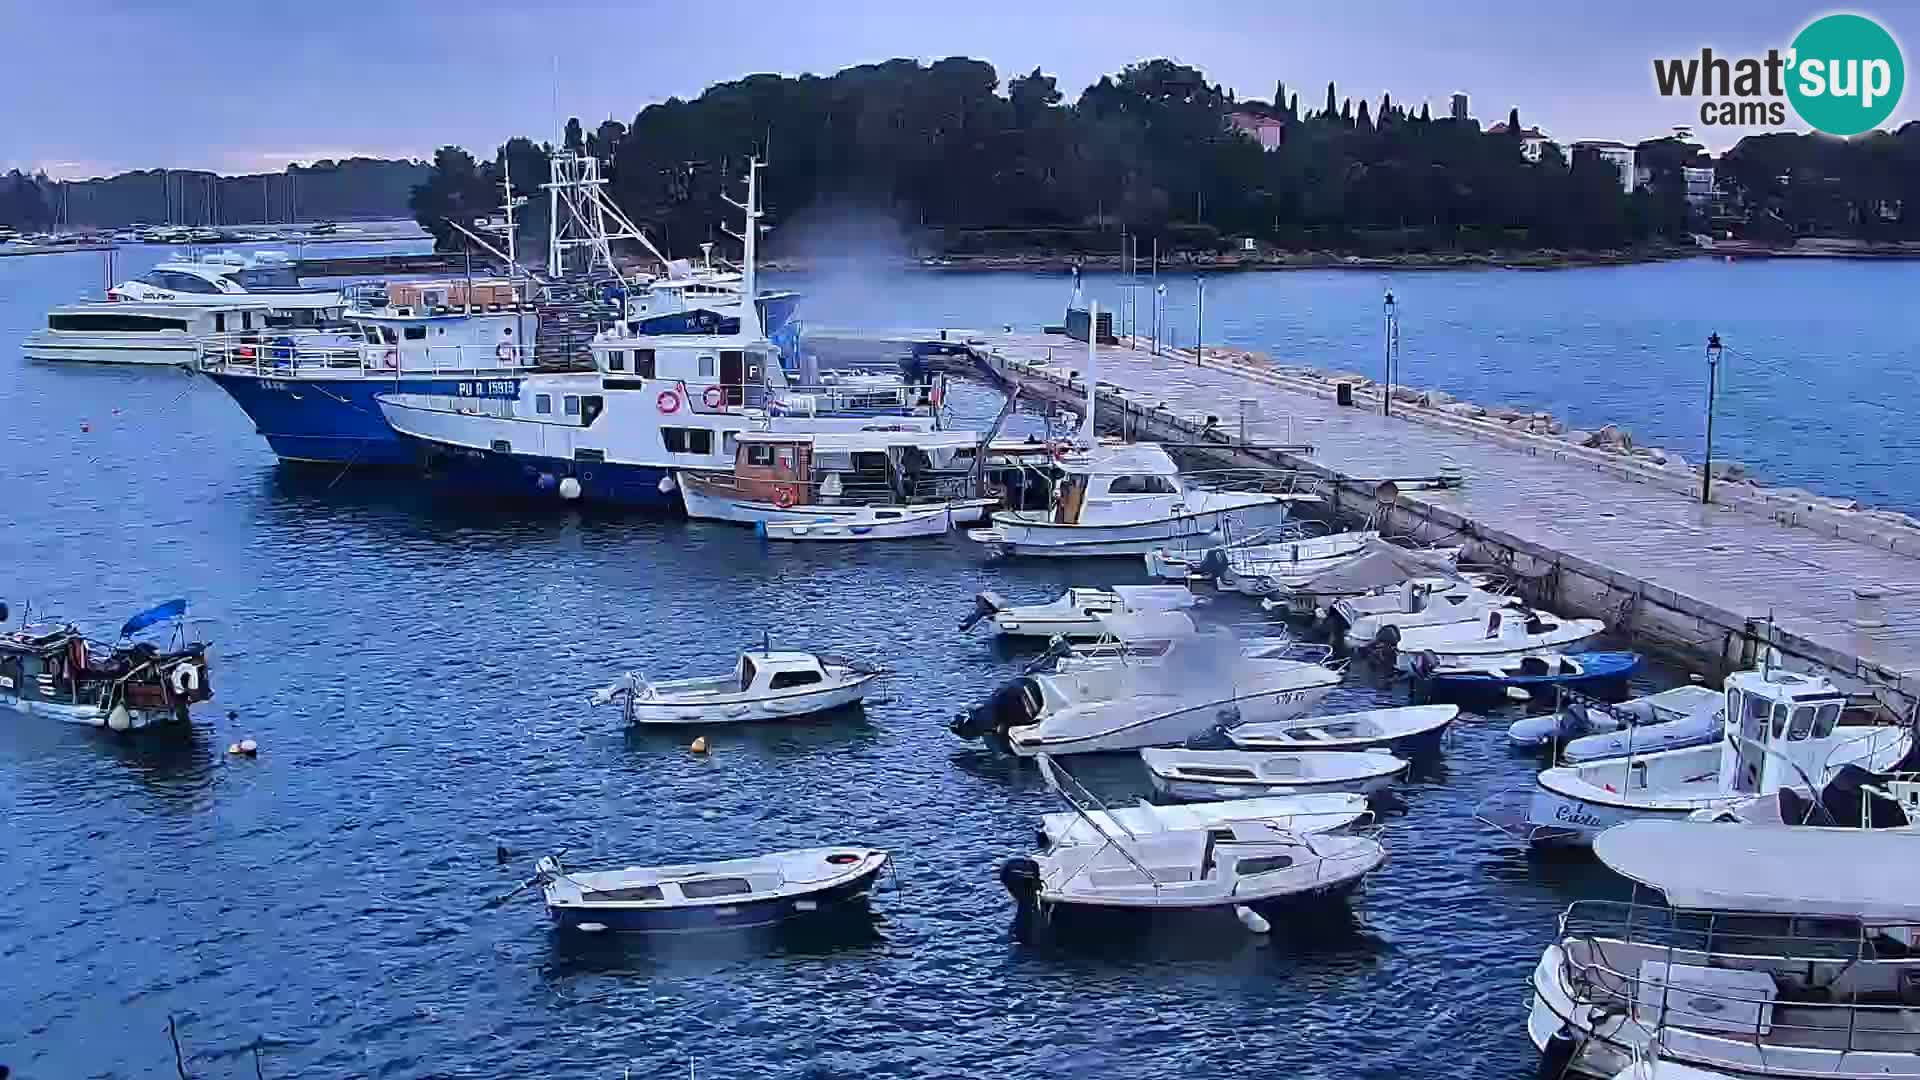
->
xmin=170 ymin=663 xmax=200 ymax=695
xmin=557 ymin=477 xmax=582 ymax=500
xmin=107 ymin=703 xmax=132 ymax=732
xmin=702 ymin=385 xmax=725 ymax=409
xmin=381 ymin=349 xmax=398 ymax=369
xmin=1234 ymin=905 xmax=1272 ymax=934
xmin=657 ymin=474 xmax=678 ymax=495
xmin=1536 ymin=1023 xmax=1581 ymax=1080
xmin=998 ymin=857 xmax=1042 ymax=906
xmin=656 ymin=390 xmax=680 ymax=414
xmin=690 ymin=736 xmax=709 ymax=754
xmin=773 ymin=485 xmax=797 ymax=509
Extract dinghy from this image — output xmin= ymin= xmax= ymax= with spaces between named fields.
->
xmin=950 ymin=614 xmax=1341 ymax=756
xmin=1418 ymin=651 xmax=1640 ymax=700
xmin=1001 ymin=756 xmax=1386 ymax=925
xmin=533 ymin=846 xmax=890 ymax=933
xmin=1506 ymin=684 xmax=1721 ymax=756
xmin=1038 ymin=792 xmax=1370 ymax=849
xmin=589 ymin=646 xmax=882 ymax=724
xmin=1227 ymin=704 xmax=1458 ymax=753
xmin=1140 ymin=747 xmax=1408 ymax=801
xmin=1154 ymin=531 xmax=1379 ymax=593
xmin=959 ymin=583 xmax=1200 ymax=639
xmin=1508 ymin=665 xmax=1911 ymax=847
xmin=759 ymin=504 xmax=952 ymax=541
xmin=1382 ymin=607 xmax=1606 ymax=672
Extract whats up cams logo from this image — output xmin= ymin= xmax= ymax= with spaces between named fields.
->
xmin=1653 ymin=12 xmax=1905 ymax=135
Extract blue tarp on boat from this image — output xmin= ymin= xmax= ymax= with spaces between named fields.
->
xmin=120 ymin=598 xmax=186 ymax=638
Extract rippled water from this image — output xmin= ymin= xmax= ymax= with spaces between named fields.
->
xmin=0 ymin=246 xmax=1867 ymax=1078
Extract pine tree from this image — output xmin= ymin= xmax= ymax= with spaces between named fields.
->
xmin=1508 ymin=107 xmax=1522 ymax=135
xmin=1275 ymin=80 xmax=1286 ymax=112
xmin=1341 ymin=97 xmax=1353 ymax=125
xmin=1324 ymin=81 xmax=1338 ymax=119
xmin=1357 ymin=100 xmax=1373 ymax=133
xmin=1419 ymin=102 xmax=1431 ymax=123
xmin=1288 ymin=92 xmax=1299 ymax=119
xmin=1378 ymin=93 xmax=1393 ymax=129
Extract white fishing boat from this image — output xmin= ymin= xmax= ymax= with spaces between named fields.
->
xmin=1151 ymin=530 xmax=1378 ymax=589
xmin=587 ymin=645 xmax=882 ymax=725
xmin=1337 ymin=577 xmax=1524 ymax=643
xmin=1382 ymin=607 xmax=1606 ymax=672
xmin=1499 ymin=665 xmax=1910 ymax=847
xmin=1037 ymin=792 xmax=1371 ymax=849
xmin=1506 ymin=684 xmax=1723 ymax=757
xmin=1528 ymin=820 xmax=1920 ymax=1079
xmin=760 ymin=504 xmax=953 ymax=541
xmin=533 ymin=846 xmax=891 ymax=934
xmin=949 ymin=614 xmax=1341 ymax=756
xmin=1227 ymin=704 xmax=1459 ymax=753
xmin=958 ymin=583 xmax=1200 ymax=639
xmin=1140 ymin=747 xmax=1409 ymax=800
xmin=1000 ymin=755 xmax=1386 ymax=927
xmin=678 ymin=429 xmax=997 ymax=528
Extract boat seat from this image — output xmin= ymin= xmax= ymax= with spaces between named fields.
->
xmin=1293 ymin=728 xmax=1331 ymax=741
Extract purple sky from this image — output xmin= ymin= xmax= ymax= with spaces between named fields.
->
xmin=9 ymin=0 xmax=1916 ymax=177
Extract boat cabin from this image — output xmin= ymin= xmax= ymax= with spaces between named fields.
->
xmin=735 ymin=651 xmax=836 ymax=694
xmin=1045 ymin=444 xmax=1190 ymax=525
xmin=704 ymin=430 xmax=981 ymax=508
xmin=1718 ymin=667 xmax=1854 ymax=796
xmin=350 ymin=304 xmax=535 ymax=371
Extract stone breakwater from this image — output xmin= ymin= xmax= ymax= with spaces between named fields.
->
xmin=1121 ymin=336 xmax=1920 ymax=560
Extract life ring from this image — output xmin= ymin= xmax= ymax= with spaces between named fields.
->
xmin=1052 ymin=444 xmax=1069 ymax=461
xmin=495 ymin=342 xmax=518 ymax=364
xmin=825 ymin=852 xmax=861 ymax=865
xmin=170 ymin=664 xmax=200 ymax=695
xmin=773 ymin=485 xmax=797 ymax=509
xmin=656 ymin=390 xmax=680 ymax=414
xmin=381 ymin=349 xmax=399 ymax=370
xmin=702 ymin=385 xmax=725 ymax=409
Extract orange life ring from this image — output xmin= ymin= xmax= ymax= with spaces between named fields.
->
xmin=773 ymin=485 xmax=797 ymax=509
xmin=381 ymin=349 xmax=398 ymax=369
xmin=656 ymin=390 xmax=680 ymax=414
xmin=702 ymin=385 xmax=725 ymax=409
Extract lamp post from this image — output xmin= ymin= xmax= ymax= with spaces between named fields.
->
xmin=1701 ymin=332 xmax=1723 ymax=505
xmin=1382 ymin=290 xmax=1398 ymax=417
xmin=1153 ymin=283 xmax=1166 ymax=356
xmin=1194 ymin=274 xmax=1205 ymax=366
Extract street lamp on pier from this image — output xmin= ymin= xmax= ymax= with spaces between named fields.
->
xmin=1701 ymin=332 xmax=1723 ymax=505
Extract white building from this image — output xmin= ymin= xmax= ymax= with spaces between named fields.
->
xmin=1682 ymin=166 xmax=1716 ymax=206
xmin=1227 ymin=111 xmax=1286 ymax=152
xmin=1570 ymin=140 xmax=1637 ymax=193
xmin=1487 ymin=122 xmax=1555 ymax=163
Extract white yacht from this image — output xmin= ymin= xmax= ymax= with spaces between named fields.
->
xmin=1529 ymin=819 xmax=1920 ymax=1079
xmin=108 ymin=250 xmax=345 ymax=317
xmin=1512 ymin=665 xmax=1910 ymax=846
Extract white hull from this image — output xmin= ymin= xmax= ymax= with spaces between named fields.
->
xmin=1149 ymin=768 xmax=1400 ymax=801
xmin=1 ymin=692 xmax=177 ymax=730
xmin=975 ymin=502 xmax=1294 ymax=559
xmin=1007 ymin=682 xmax=1336 ymax=756
xmin=24 ymin=333 xmax=200 ymax=366
xmin=628 ymin=674 xmax=877 ymax=724
xmin=1395 ymin=629 xmax=1606 ymax=671
xmin=762 ymin=506 xmax=953 ymax=541
xmin=1037 ymin=793 xmax=1370 ymax=848
xmin=680 ymin=478 xmax=991 ymax=527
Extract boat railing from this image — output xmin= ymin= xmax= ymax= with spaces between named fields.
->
xmin=198 ymin=332 xmax=537 ymax=377
xmin=1557 ymin=900 xmax=1920 ymax=1062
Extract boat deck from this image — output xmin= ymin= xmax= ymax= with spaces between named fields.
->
xmin=961 ymin=331 xmax=1920 ymax=707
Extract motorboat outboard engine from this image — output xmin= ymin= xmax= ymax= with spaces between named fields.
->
xmin=1353 ymin=623 xmax=1401 ymax=671
xmin=950 ymin=677 xmax=1041 ymax=748
xmin=1197 ymin=547 xmax=1231 ymax=580
xmin=999 ymin=856 xmax=1042 ymax=907
xmin=958 ymin=590 xmax=1008 ymax=632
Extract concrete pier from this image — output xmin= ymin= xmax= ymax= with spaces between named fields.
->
xmin=953 ymin=330 xmax=1920 ymax=714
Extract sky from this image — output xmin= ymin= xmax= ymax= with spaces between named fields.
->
xmin=6 ymin=0 xmax=1917 ymax=178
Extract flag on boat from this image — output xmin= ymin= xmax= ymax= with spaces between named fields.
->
xmin=120 ymin=598 xmax=187 ymax=638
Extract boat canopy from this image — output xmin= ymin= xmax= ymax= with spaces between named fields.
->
xmin=1108 ymin=585 xmax=1201 ymax=611
xmin=1293 ymin=540 xmax=1464 ymax=595
xmin=1065 ymin=443 xmax=1180 ymax=476
xmin=1594 ymin=819 xmax=1920 ymax=923
xmin=1092 ymin=610 xmax=1200 ymax=642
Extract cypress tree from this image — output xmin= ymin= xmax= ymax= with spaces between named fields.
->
xmin=1357 ymin=99 xmax=1373 ymax=133
xmin=1419 ymin=102 xmax=1431 ymax=123
xmin=1324 ymin=81 xmax=1338 ymax=119
xmin=1288 ymin=92 xmax=1298 ymax=119
xmin=1508 ymin=107 xmax=1522 ymax=134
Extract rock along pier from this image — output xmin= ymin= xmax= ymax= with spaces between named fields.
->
xmin=883 ymin=326 xmax=1920 ymax=715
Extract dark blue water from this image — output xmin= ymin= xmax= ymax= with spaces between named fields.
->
xmin=0 ymin=246 xmax=1865 ymax=1078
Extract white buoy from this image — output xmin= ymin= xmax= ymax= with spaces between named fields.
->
xmin=1234 ymin=904 xmax=1271 ymax=934
xmin=106 ymin=704 xmax=132 ymax=732
xmin=657 ymin=474 xmax=678 ymax=495
xmin=1505 ymin=686 xmax=1532 ymax=703
xmin=577 ymin=922 xmax=607 ymax=933
xmin=239 ymin=738 xmax=258 ymax=756
xmin=558 ymin=476 xmax=582 ymax=500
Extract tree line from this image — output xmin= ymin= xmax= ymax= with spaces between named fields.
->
xmin=0 ymin=159 xmax=429 ymax=229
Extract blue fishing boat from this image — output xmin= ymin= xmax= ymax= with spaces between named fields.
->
xmin=533 ymin=847 xmax=890 ymax=934
xmin=1420 ymin=650 xmax=1640 ymax=699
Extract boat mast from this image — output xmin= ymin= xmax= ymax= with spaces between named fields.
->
xmin=721 ymin=157 xmax=764 ymax=338
xmin=1080 ymin=300 xmax=1098 ymax=451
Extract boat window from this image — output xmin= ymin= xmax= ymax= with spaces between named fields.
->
xmin=740 ymin=655 xmax=758 ymax=690
xmin=1106 ymin=474 xmax=1177 ymax=494
xmin=699 ymin=355 xmax=716 ymax=378
xmin=490 ymin=439 xmax=511 ymax=453
xmin=769 ymin=670 xmax=824 ymax=689
xmin=149 ymin=269 xmax=223 ymax=294
xmin=213 ymin=313 xmax=226 ymax=333
xmin=48 ymin=313 xmax=191 ymax=333
xmin=747 ymin=445 xmax=774 ymax=467
xmin=380 ymin=327 xmax=398 ymax=346
xmin=776 ymin=447 xmax=796 ymax=470
xmin=686 ymin=429 xmax=713 ymax=455
xmin=1771 ymin=702 xmax=1790 ymax=739
xmin=663 ymin=428 xmax=688 ymax=453
xmin=1788 ymin=706 xmax=1816 ymax=741
xmin=1743 ymin=692 xmax=1771 ymax=743
xmin=1236 ymin=855 xmax=1296 ymax=875
xmin=581 ymin=396 xmax=604 ymax=427
xmin=364 ymin=326 xmax=382 ymax=345
xmin=1726 ymin=689 xmax=1743 ymax=726
xmin=574 ymin=448 xmax=605 ymax=463
xmin=607 ymin=351 xmax=625 ymax=372
xmin=563 ymin=395 xmax=580 ymax=417
xmin=1813 ymin=703 xmax=1842 ymax=737
xmin=403 ymin=325 xmax=427 ymax=341
xmin=679 ymin=877 xmax=753 ymax=899
xmin=582 ymin=885 xmax=664 ymax=902
xmin=633 ymin=348 xmax=656 ymax=378
xmin=535 ymin=394 xmax=552 ymax=415
xmin=1181 ymin=765 xmax=1257 ymax=780
xmin=233 ymin=266 xmax=301 ymax=289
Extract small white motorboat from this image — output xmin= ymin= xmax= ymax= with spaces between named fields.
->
xmin=1037 ymin=792 xmax=1371 ymax=849
xmin=1141 ymin=747 xmax=1409 ymax=801
xmin=1002 ymin=755 xmax=1386 ymax=925
xmin=1227 ymin=704 xmax=1458 ymax=753
xmin=1338 ymin=578 xmax=1525 ymax=643
xmin=1150 ymin=531 xmax=1378 ymax=588
xmin=589 ymin=646 xmax=882 ymax=724
xmin=1506 ymin=684 xmax=1722 ymax=756
xmin=759 ymin=504 xmax=952 ymax=541
xmin=958 ymin=583 xmax=1200 ymax=638
xmin=1384 ymin=607 xmax=1606 ymax=672
xmin=533 ymin=846 xmax=891 ymax=933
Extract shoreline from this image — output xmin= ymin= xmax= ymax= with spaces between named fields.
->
xmin=763 ymin=246 xmax=1704 ymax=274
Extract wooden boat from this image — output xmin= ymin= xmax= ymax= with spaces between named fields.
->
xmin=535 ymin=847 xmax=890 ymax=933
xmin=0 ymin=600 xmax=213 ymax=730
xmin=1140 ymin=747 xmax=1408 ymax=801
xmin=1227 ymin=704 xmax=1458 ymax=753
xmin=759 ymin=504 xmax=953 ymax=541
xmin=678 ymin=428 xmax=997 ymax=528
xmin=589 ymin=646 xmax=881 ymax=724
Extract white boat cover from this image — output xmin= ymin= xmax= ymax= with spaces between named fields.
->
xmin=1289 ymin=540 xmax=1464 ymax=596
xmin=1108 ymin=584 xmax=1200 ymax=611
xmin=1595 ymin=820 xmax=1920 ymax=923
xmin=1092 ymin=610 xmax=1201 ymax=642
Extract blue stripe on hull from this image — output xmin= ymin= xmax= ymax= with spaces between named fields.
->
xmin=406 ymin=439 xmax=681 ymax=509
xmin=548 ymin=865 xmax=885 ymax=934
xmin=204 ymin=371 xmax=523 ymax=466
